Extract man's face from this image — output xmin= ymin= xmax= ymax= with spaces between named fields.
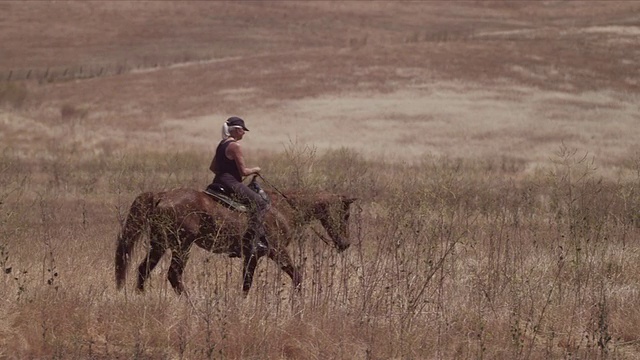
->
xmin=231 ymin=127 xmax=245 ymax=140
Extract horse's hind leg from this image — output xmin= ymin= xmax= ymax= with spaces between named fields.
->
xmin=168 ymin=247 xmax=190 ymax=295
xmin=137 ymin=241 xmax=165 ymax=292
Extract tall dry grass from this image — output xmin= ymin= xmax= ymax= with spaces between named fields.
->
xmin=1 ymin=141 xmax=640 ymax=359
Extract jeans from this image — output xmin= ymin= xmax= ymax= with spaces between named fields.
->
xmin=213 ymin=173 xmax=268 ymax=242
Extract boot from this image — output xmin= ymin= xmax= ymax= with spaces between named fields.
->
xmin=253 ymin=235 xmax=269 ymax=257
xmin=241 ymin=229 xmax=269 ymax=258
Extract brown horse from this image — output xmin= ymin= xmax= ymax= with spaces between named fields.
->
xmin=114 ymin=187 xmax=356 ymax=295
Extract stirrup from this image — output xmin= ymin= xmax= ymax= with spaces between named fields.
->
xmin=243 ymin=238 xmax=269 ymax=257
xmin=254 ymin=239 xmax=269 ymax=255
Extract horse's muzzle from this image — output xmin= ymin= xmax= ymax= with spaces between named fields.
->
xmin=336 ymin=242 xmax=350 ymax=252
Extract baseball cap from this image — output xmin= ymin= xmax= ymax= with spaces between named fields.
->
xmin=226 ymin=116 xmax=249 ymax=131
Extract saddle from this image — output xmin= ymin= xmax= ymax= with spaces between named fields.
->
xmin=203 ymin=176 xmax=270 ymax=212
xmin=203 ymin=183 xmax=248 ymax=212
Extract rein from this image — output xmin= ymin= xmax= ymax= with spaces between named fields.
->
xmin=257 ymin=174 xmax=335 ymax=248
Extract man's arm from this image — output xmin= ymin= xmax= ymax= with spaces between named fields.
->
xmin=227 ymin=142 xmax=260 ymax=176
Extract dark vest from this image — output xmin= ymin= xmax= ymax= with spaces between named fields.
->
xmin=214 ymin=139 xmax=242 ymax=182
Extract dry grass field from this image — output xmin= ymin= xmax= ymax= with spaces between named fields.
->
xmin=2 ymin=1 xmax=640 ymax=359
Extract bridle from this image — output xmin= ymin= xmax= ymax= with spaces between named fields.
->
xmin=256 ymin=174 xmax=336 ymax=248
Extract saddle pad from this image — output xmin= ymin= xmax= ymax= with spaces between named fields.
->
xmin=203 ymin=189 xmax=248 ymax=212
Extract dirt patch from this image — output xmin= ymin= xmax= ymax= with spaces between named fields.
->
xmin=159 ymin=82 xmax=639 ymax=171
xmin=582 ymin=25 xmax=640 ymax=36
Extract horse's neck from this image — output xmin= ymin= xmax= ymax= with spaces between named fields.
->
xmin=279 ymin=193 xmax=318 ymax=225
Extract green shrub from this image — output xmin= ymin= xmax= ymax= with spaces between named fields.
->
xmin=0 ymin=82 xmax=28 ymax=109
xmin=60 ymin=103 xmax=89 ymax=120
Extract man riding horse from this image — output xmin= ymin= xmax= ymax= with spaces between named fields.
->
xmin=115 ymin=116 xmax=357 ymax=295
xmin=207 ymin=116 xmax=269 ymax=258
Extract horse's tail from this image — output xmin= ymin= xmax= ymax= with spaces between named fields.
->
xmin=115 ymin=191 xmax=156 ymax=290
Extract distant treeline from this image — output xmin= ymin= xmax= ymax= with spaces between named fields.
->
xmin=0 ymin=53 xmax=212 ymax=83
xmin=1 ymin=63 xmax=135 ymax=83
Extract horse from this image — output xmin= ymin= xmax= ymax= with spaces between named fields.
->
xmin=114 ymin=186 xmax=356 ymax=295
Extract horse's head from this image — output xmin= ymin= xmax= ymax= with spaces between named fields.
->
xmin=278 ymin=190 xmax=357 ymax=252
xmin=313 ymin=194 xmax=357 ymax=252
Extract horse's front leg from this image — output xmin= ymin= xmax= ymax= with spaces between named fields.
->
xmin=241 ymin=252 xmax=260 ymax=295
xmin=268 ymin=246 xmax=302 ymax=291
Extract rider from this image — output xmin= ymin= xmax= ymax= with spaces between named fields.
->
xmin=209 ymin=116 xmax=269 ymax=258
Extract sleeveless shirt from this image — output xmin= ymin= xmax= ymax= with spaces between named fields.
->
xmin=214 ymin=140 xmax=242 ymax=182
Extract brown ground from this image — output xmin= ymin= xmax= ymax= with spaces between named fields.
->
xmin=2 ymin=1 xmax=639 ymax=173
